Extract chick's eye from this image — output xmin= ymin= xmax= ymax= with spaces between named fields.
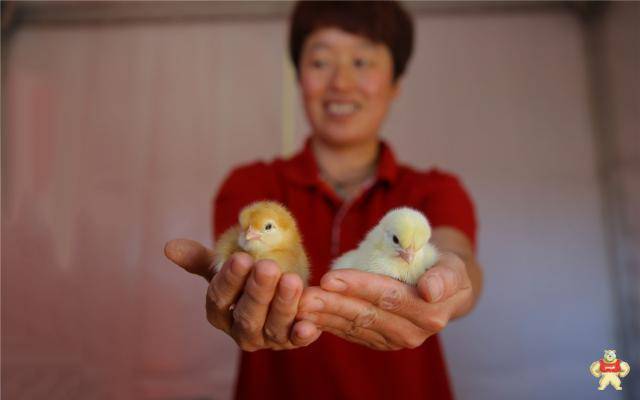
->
xmin=264 ymin=223 xmax=273 ymax=231
xmin=392 ymin=235 xmax=399 ymax=244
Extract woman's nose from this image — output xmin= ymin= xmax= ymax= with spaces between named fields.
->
xmin=329 ymin=63 xmax=356 ymax=91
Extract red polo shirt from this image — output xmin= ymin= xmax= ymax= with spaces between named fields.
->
xmin=213 ymin=139 xmax=476 ymax=400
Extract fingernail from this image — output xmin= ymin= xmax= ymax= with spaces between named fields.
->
xmin=305 ymin=298 xmax=324 ymax=312
xmin=297 ymin=325 xmax=314 ymax=339
xmin=324 ymin=278 xmax=347 ymax=292
xmin=280 ymin=285 xmax=297 ymax=301
xmin=427 ymin=276 xmax=443 ymax=302
xmin=229 ymin=257 xmax=250 ymax=277
xmin=254 ymin=263 xmax=278 ymax=286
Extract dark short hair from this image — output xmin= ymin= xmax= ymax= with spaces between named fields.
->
xmin=289 ymin=1 xmax=414 ymax=81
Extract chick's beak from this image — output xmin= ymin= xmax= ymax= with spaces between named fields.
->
xmin=398 ymin=246 xmax=415 ymax=264
xmin=245 ymin=226 xmax=261 ymax=241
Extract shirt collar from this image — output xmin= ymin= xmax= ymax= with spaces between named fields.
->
xmin=280 ymin=136 xmax=399 ymax=188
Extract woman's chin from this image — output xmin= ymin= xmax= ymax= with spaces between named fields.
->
xmin=313 ymin=129 xmax=377 ymax=147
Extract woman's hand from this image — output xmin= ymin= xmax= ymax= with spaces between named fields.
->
xmin=164 ymin=239 xmax=322 ymax=351
xmin=296 ymin=252 xmax=473 ymax=351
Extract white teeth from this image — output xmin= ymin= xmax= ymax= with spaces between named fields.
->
xmin=327 ymin=102 xmax=358 ymax=116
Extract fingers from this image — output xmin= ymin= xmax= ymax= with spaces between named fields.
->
xmin=320 ymin=269 xmax=436 ymax=328
xmin=164 ymin=239 xmax=215 ymax=281
xmin=263 ymin=273 xmax=303 ymax=345
xmin=298 ymin=287 xmax=424 ymax=348
xmin=320 ymin=269 xmax=419 ymax=314
xmin=307 ymin=313 xmax=399 ymax=351
xmin=290 ymin=320 xmax=322 ymax=347
xmin=206 ymin=253 xmax=253 ymax=333
xmin=206 ymin=256 xmax=320 ymax=351
xmin=315 ymin=314 xmax=386 ymax=348
xmin=230 ymin=259 xmax=281 ymax=350
xmin=417 ymin=252 xmax=470 ymax=303
xmin=317 ymin=269 xmax=451 ymax=335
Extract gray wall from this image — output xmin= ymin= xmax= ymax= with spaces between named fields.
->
xmin=591 ymin=3 xmax=640 ymax=398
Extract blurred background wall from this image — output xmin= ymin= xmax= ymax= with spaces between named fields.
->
xmin=2 ymin=2 xmax=638 ymax=400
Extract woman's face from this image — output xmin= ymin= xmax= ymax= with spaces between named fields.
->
xmin=299 ymin=27 xmax=400 ymax=147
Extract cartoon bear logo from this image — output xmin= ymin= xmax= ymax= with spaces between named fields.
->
xmin=589 ymin=349 xmax=631 ymax=390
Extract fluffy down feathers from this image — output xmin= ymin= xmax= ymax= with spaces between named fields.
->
xmin=214 ymin=201 xmax=310 ymax=284
xmin=332 ymin=207 xmax=438 ymax=285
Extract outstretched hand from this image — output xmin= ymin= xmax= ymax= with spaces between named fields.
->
xmin=296 ymin=252 xmax=473 ymax=351
xmin=164 ymin=239 xmax=322 ymax=351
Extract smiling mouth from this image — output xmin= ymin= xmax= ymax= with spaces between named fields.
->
xmin=325 ymin=101 xmax=360 ymax=117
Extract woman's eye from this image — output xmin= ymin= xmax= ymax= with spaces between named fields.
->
xmin=392 ymin=235 xmax=399 ymax=244
xmin=353 ymin=58 xmax=371 ymax=68
xmin=265 ymin=223 xmax=273 ymax=231
xmin=311 ymin=59 xmax=328 ymax=69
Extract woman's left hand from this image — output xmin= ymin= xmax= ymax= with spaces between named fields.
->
xmin=297 ymin=252 xmax=474 ymax=350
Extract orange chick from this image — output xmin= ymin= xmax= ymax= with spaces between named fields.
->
xmin=213 ymin=201 xmax=310 ymax=284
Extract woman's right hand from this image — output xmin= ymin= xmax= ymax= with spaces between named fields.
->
xmin=164 ymin=239 xmax=321 ymax=351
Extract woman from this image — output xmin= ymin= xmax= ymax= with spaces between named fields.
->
xmin=165 ymin=2 xmax=483 ymax=399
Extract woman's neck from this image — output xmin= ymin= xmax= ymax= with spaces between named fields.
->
xmin=311 ymin=135 xmax=380 ymax=196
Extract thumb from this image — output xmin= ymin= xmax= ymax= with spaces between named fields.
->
xmin=417 ymin=253 xmax=468 ymax=303
xmin=164 ymin=238 xmax=215 ymax=281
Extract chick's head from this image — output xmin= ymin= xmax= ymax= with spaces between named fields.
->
xmin=378 ymin=207 xmax=431 ymax=264
xmin=237 ymin=201 xmax=300 ymax=254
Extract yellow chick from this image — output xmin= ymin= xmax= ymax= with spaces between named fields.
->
xmin=332 ymin=207 xmax=438 ymax=285
xmin=213 ymin=201 xmax=310 ymax=284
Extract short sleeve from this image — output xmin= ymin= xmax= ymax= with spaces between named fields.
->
xmin=212 ymin=162 xmax=277 ymax=241
xmin=421 ymin=171 xmax=477 ymax=249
